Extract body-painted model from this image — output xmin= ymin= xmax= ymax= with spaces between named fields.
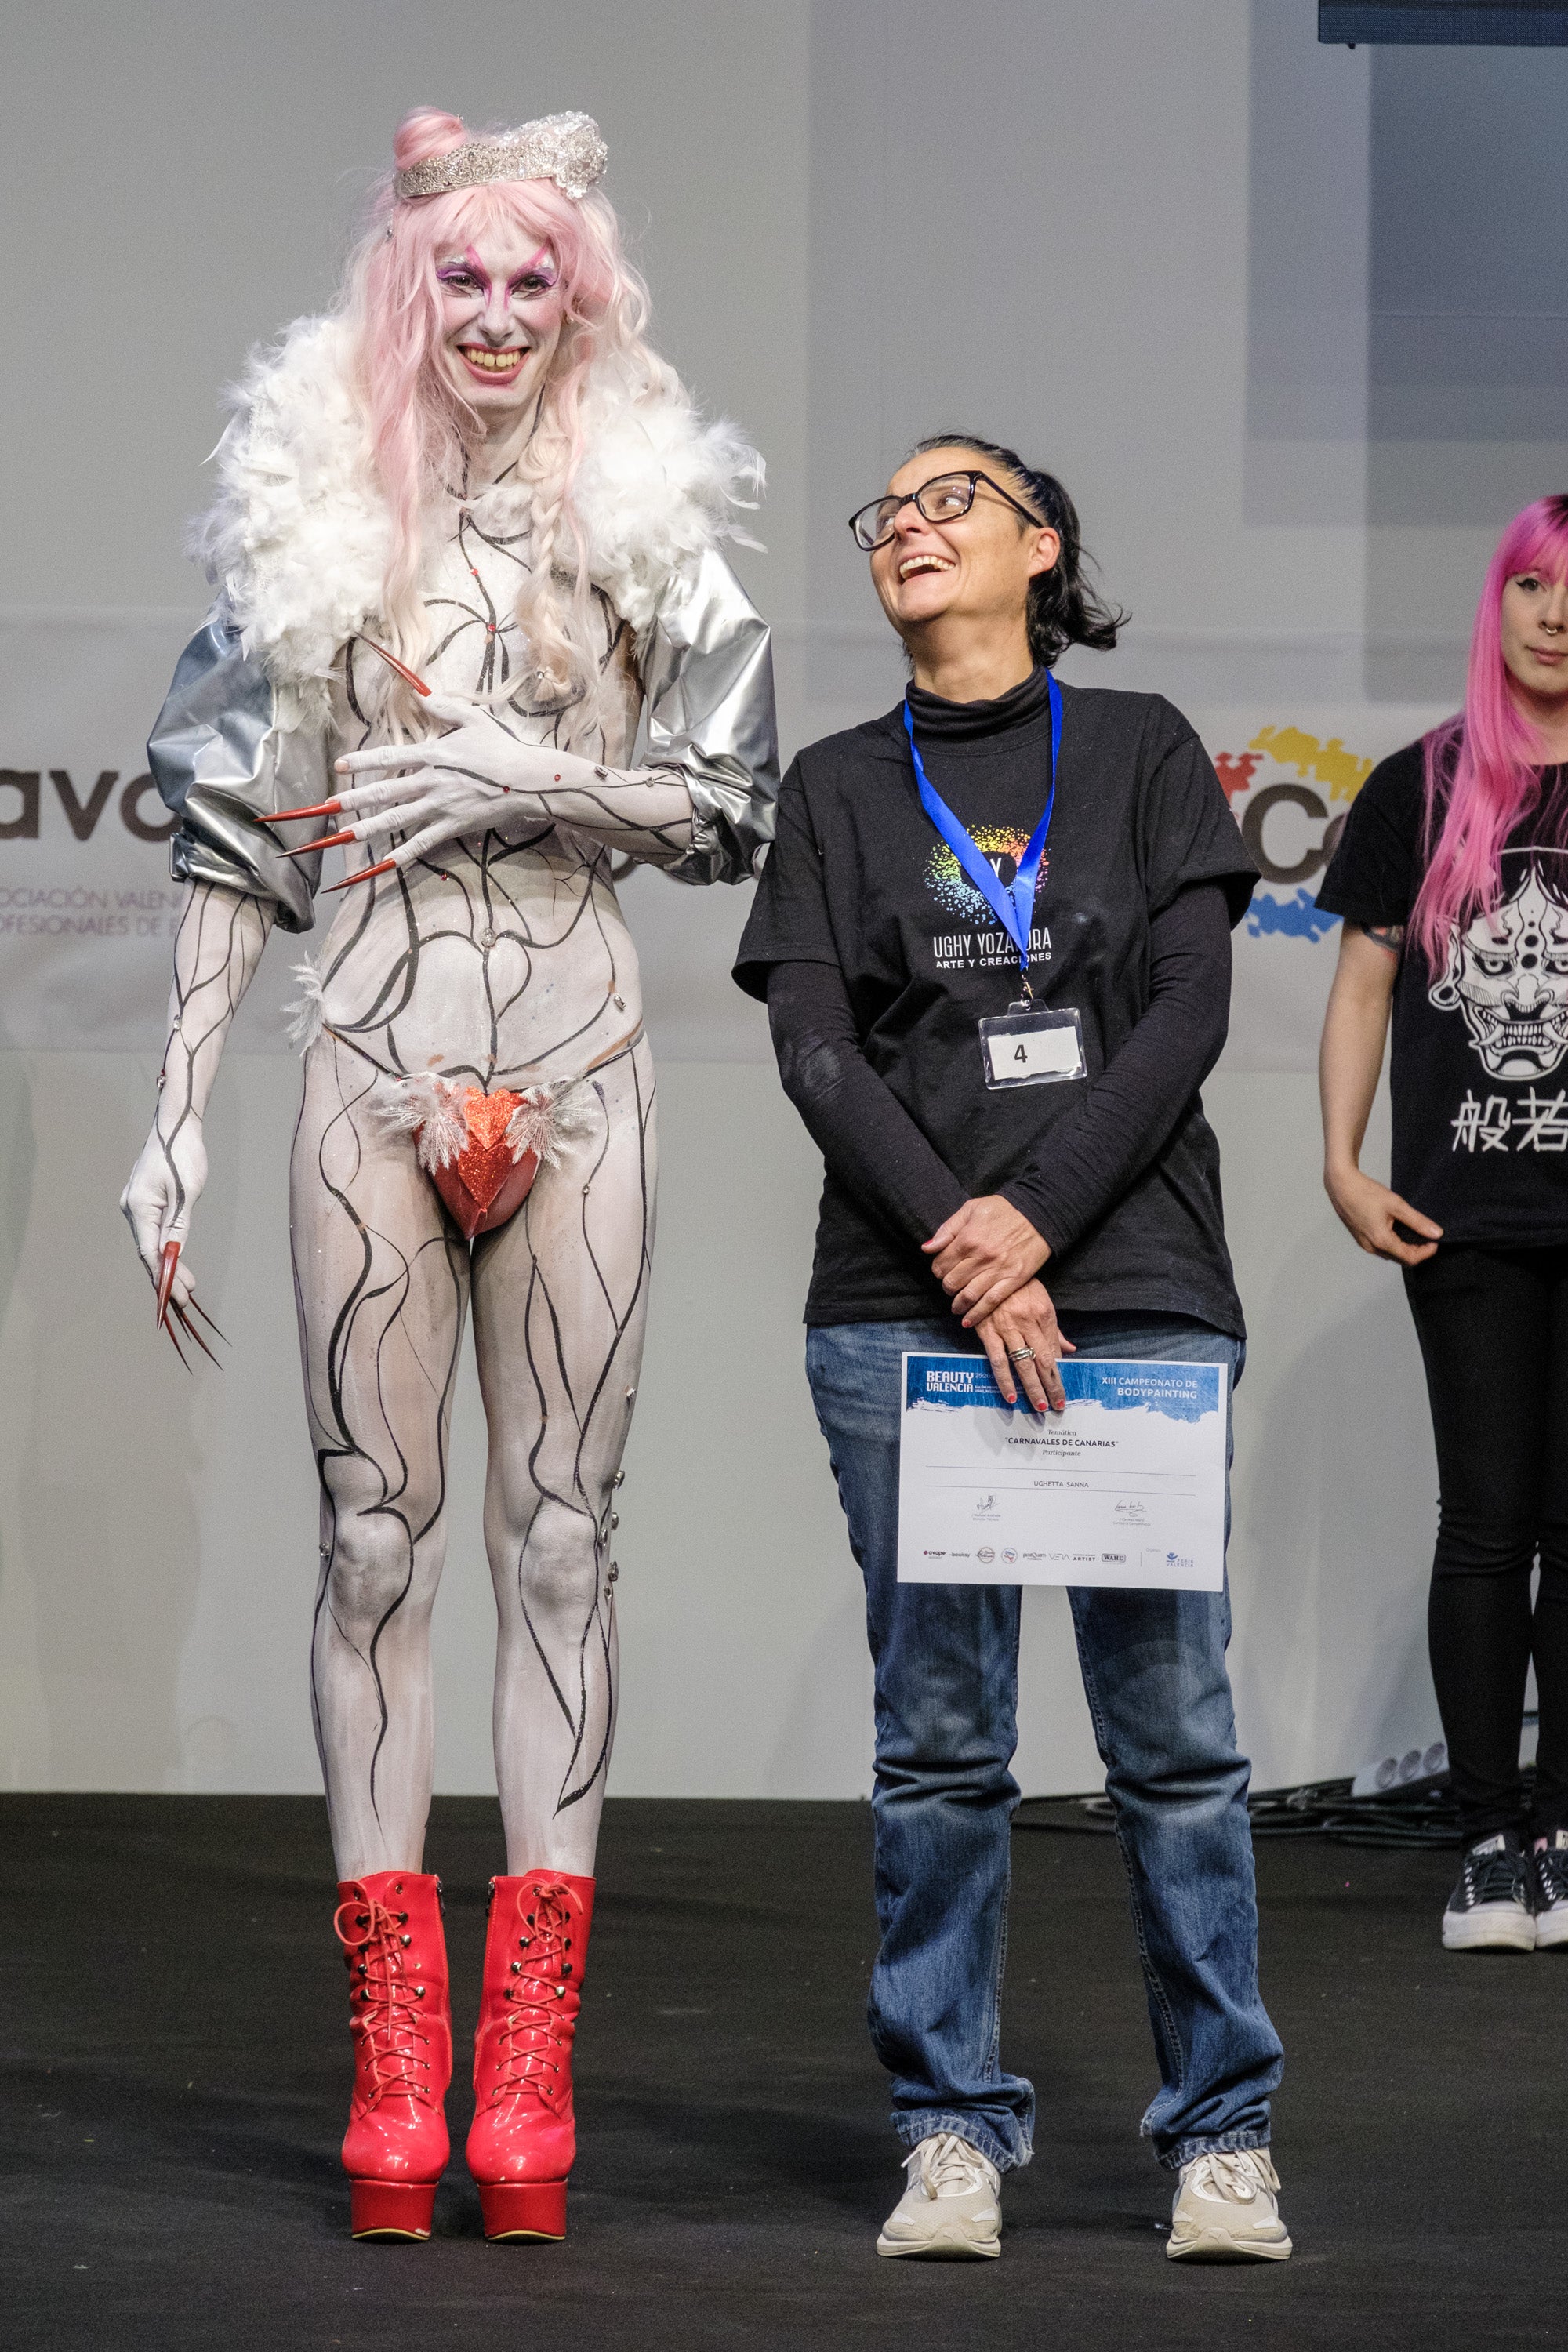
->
xmin=119 ymin=107 xmax=776 ymax=2242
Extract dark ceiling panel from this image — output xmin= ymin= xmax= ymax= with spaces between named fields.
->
xmin=1322 ymin=3 xmax=1568 ymax=41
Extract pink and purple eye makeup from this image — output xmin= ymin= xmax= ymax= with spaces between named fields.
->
xmin=436 ymin=243 xmax=559 ymax=303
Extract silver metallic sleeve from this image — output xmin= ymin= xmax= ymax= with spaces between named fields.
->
xmin=147 ymin=607 xmax=334 ymax=934
xmin=638 ymin=546 xmax=780 ymax=886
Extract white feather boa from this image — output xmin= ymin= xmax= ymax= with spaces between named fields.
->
xmin=194 ymin=314 xmax=763 ymax=713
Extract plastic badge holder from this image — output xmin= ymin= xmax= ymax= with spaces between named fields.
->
xmin=978 ymin=1003 xmax=1087 ymax=1090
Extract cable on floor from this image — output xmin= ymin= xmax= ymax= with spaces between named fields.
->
xmin=1014 ymin=1769 xmax=1538 ymax=1851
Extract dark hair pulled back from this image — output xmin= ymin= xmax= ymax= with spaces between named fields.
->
xmin=913 ymin=432 xmax=1126 ymax=666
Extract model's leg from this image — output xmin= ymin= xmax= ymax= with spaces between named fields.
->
xmin=805 ymin=1318 xmax=1032 ymax=2190
xmin=1403 ymin=1246 xmax=1548 ymax=1845
xmin=292 ymin=1033 xmax=469 ymax=1879
xmin=463 ymin=1040 xmax=654 ymax=2243
xmin=1058 ymin=1316 xmax=1284 ymax=2180
xmin=292 ymin=1033 xmax=467 ymax=2237
xmin=470 ymin=1038 xmax=655 ymax=1872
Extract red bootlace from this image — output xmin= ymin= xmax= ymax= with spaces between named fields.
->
xmin=486 ymin=1881 xmax=584 ymax=2116
xmin=334 ymin=1884 xmax=436 ymax=2108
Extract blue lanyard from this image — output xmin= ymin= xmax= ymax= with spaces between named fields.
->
xmin=902 ymin=671 xmax=1062 ymax=993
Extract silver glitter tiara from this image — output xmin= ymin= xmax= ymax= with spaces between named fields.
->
xmin=394 ymin=111 xmax=608 ymax=204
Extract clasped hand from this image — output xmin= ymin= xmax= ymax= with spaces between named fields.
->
xmin=924 ymin=1193 xmax=1071 ymax=1414
xmin=924 ymin=1193 xmax=1051 ymax=1322
xmin=328 ymin=695 xmax=583 ymax=871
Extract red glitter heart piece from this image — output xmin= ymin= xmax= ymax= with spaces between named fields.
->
xmin=419 ymin=1088 xmax=540 ymax=1240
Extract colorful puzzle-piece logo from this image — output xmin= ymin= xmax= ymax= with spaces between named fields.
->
xmin=1246 ymin=726 xmax=1373 ymax=803
xmin=1211 ymin=724 xmax=1376 ymax=933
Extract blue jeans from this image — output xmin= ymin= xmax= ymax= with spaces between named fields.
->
xmin=805 ymin=1310 xmax=1283 ymax=2175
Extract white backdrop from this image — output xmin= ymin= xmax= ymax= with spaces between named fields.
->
xmin=6 ymin=1 xmax=1566 ymax=1799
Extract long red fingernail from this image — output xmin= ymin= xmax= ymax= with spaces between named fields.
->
xmin=358 ymin=636 xmax=433 ymax=697
xmin=170 ymin=1299 xmax=220 ymax=1367
xmin=186 ymin=1295 xmax=229 ymax=1344
xmin=155 ymin=1239 xmax=180 ymax=1331
xmin=283 ymin=828 xmax=357 ymax=856
xmin=266 ymin=799 xmax=343 ymax=826
xmin=326 ymin=858 xmax=397 ymax=892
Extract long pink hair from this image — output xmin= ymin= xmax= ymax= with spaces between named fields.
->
xmin=1413 ymin=494 xmax=1568 ymax=971
xmin=341 ymin=107 xmax=663 ymax=734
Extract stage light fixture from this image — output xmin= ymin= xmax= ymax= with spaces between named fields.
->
xmin=1352 ymin=1740 xmax=1450 ymax=1798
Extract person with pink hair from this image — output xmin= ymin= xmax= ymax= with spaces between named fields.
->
xmin=1318 ymin=496 xmax=1568 ymax=1955
xmin=119 ymin=106 xmax=777 ymax=2243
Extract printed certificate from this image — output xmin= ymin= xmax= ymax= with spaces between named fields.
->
xmin=897 ymin=1354 xmax=1226 ymax=1591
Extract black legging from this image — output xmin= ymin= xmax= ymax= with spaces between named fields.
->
xmin=1404 ymin=1243 xmax=1568 ymax=1842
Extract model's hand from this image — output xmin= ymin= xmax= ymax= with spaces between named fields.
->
xmin=924 ymin=1194 xmax=1051 ymax=1324
xmin=971 ymin=1279 xmax=1076 ymax=1414
xmin=329 ymin=695 xmax=580 ymax=870
xmin=120 ymin=1114 xmax=209 ymax=1309
xmin=1324 ymin=1162 xmax=1442 ymax=1266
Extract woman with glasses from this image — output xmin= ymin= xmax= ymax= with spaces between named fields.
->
xmin=734 ymin=437 xmax=1290 ymax=2263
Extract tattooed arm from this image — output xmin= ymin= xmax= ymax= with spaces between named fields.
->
xmin=1319 ymin=920 xmax=1442 ymax=1266
xmin=121 ymin=883 xmax=273 ymax=1311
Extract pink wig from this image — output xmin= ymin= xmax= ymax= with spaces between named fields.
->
xmin=1413 ymin=494 xmax=1568 ymax=971
xmin=339 ymin=107 xmax=661 ymax=731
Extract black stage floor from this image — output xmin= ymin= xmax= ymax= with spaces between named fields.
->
xmin=5 ymin=1795 xmax=1560 ymax=2350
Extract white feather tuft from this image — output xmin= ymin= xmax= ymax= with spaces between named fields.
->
xmin=368 ymin=1073 xmax=470 ymax=1172
xmin=573 ymin=371 xmax=765 ymax=633
xmin=192 ymin=318 xmax=390 ymax=724
xmin=283 ymin=957 xmax=327 ymax=1052
xmin=504 ymin=1079 xmax=595 ymax=1169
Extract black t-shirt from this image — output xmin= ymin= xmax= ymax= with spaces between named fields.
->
xmin=735 ymin=668 xmax=1258 ymax=1331
xmin=1317 ymin=739 xmax=1568 ymax=1246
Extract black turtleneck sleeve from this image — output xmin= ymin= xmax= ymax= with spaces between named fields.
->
xmin=765 ymin=960 xmax=967 ymax=1253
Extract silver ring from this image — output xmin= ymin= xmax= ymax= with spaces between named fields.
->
xmin=1009 ymin=1346 xmax=1036 ymax=1362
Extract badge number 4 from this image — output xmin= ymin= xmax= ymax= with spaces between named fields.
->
xmin=978 ymin=1006 xmax=1087 ymax=1091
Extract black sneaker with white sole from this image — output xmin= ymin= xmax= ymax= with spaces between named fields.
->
xmin=1532 ymin=1831 xmax=1568 ymax=1951
xmin=1442 ymin=1828 xmax=1535 ymax=1951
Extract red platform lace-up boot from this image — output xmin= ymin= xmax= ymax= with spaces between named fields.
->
xmin=466 ymin=1871 xmax=594 ymax=2241
xmin=333 ymin=1871 xmax=452 ymax=2239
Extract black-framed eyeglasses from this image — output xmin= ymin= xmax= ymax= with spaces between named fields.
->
xmin=847 ymin=470 xmax=1045 ymax=552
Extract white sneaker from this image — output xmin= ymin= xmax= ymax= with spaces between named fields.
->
xmin=1167 ymin=2147 xmax=1292 ymax=2262
xmin=876 ymin=2132 xmax=1003 ymax=2259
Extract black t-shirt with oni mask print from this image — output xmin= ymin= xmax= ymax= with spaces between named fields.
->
xmin=735 ymin=666 xmax=1258 ymax=1330
xmin=1317 ymin=740 xmax=1568 ymax=1245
